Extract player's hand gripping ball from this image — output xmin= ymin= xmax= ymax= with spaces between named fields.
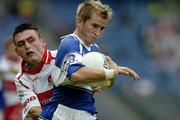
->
xmin=82 ymin=52 xmax=112 ymax=88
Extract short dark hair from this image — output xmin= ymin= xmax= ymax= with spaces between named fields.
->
xmin=13 ymin=23 xmax=41 ymax=45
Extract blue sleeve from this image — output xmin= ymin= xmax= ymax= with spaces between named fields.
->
xmin=68 ymin=64 xmax=85 ymax=80
xmin=55 ymin=36 xmax=84 ymax=80
xmin=55 ymin=36 xmax=80 ymax=67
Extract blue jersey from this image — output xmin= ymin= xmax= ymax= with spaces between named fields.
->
xmin=41 ymin=34 xmax=99 ymax=119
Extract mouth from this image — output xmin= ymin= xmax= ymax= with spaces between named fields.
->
xmin=26 ymin=51 xmax=34 ymax=56
xmin=92 ymin=36 xmax=97 ymax=40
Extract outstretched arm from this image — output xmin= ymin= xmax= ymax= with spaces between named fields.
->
xmin=106 ymin=56 xmax=140 ymax=80
xmin=93 ymin=56 xmax=140 ymax=92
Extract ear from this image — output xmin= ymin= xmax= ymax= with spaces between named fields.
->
xmin=77 ymin=17 xmax=82 ymax=22
xmin=76 ymin=17 xmax=83 ymax=26
xmin=41 ymin=37 xmax=46 ymax=46
xmin=15 ymin=48 xmax=19 ymax=55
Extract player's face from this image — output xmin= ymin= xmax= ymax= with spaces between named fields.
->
xmin=14 ymin=30 xmax=46 ymax=63
xmin=78 ymin=13 xmax=109 ymax=46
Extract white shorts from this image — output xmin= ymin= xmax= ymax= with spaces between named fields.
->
xmin=51 ymin=104 xmax=97 ymax=120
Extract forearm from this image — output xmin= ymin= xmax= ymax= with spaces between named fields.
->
xmin=71 ymin=67 xmax=106 ymax=84
xmin=71 ymin=67 xmax=116 ymax=84
xmin=29 ymin=106 xmax=42 ymax=120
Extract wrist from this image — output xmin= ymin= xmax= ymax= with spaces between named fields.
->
xmin=104 ymin=69 xmax=117 ymax=80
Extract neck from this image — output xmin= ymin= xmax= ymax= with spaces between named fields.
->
xmin=25 ymin=60 xmax=40 ymax=72
xmin=74 ymin=30 xmax=91 ymax=47
xmin=74 ymin=29 xmax=81 ymax=39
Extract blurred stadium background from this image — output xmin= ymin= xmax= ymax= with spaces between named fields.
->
xmin=0 ymin=0 xmax=180 ymax=120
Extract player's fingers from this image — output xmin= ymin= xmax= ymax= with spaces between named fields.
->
xmin=93 ymin=87 xmax=102 ymax=93
xmin=127 ymin=69 xmax=140 ymax=80
xmin=128 ymin=70 xmax=140 ymax=80
xmin=130 ymin=72 xmax=140 ymax=80
xmin=119 ymin=67 xmax=140 ymax=80
xmin=92 ymin=81 xmax=112 ymax=93
xmin=105 ymin=56 xmax=111 ymax=61
xmin=118 ymin=67 xmax=129 ymax=75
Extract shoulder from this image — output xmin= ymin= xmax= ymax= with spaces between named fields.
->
xmin=15 ymin=62 xmax=23 ymax=81
xmin=15 ymin=70 xmax=27 ymax=83
xmin=91 ymin=43 xmax=99 ymax=52
xmin=48 ymin=49 xmax=58 ymax=58
xmin=60 ymin=35 xmax=80 ymax=49
xmin=15 ymin=72 xmax=27 ymax=86
xmin=15 ymin=61 xmax=30 ymax=83
xmin=15 ymin=71 xmax=34 ymax=90
xmin=93 ymin=43 xmax=99 ymax=48
xmin=57 ymin=34 xmax=81 ymax=55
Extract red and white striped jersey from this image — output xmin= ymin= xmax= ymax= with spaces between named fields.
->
xmin=0 ymin=55 xmax=22 ymax=120
xmin=15 ymin=48 xmax=58 ymax=119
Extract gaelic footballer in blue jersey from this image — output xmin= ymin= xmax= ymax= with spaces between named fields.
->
xmin=40 ymin=1 xmax=140 ymax=120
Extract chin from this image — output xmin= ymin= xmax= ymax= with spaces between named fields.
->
xmin=27 ymin=56 xmax=36 ymax=62
xmin=27 ymin=58 xmax=34 ymax=63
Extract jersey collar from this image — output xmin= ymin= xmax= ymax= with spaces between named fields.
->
xmin=72 ymin=33 xmax=93 ymax=51
xmin=21 ymin=48 xmax=47 ymax=75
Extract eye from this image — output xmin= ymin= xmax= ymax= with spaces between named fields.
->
xmin=100 ymin=27 xmax=105 ymax=31
xmin=92 ymin=24 xmax=105 ymax=31
xmin=92 ymin=24 xmax=99 ymax=28
xmin=16 ymin=41 xmax=25 ymax=47
xmin=27 ymin=37 xmax=35 ymax=43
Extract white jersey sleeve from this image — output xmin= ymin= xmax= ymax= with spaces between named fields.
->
xmin=15 ymin=73 xmax=41 ymax=120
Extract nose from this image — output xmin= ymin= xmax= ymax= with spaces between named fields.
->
xmin=24 ymin=41 xmax=31 ymax=50
xmin=95 ymin=28 xmax=101 ymax=37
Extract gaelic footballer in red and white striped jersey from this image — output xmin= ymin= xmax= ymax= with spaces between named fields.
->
xmin=15 ymin=49 xmax=58 ymax=119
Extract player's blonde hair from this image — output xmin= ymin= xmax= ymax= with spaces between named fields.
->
xmin=76 ymin=0 xmax=113 ymax=23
